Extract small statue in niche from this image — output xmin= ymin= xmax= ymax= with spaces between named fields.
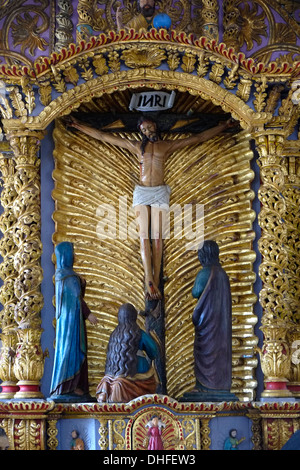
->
xmin=146 ymin=415 xmax=165 ymax=450
xmin=223 ymin=429 xmax=245 ymax=450
xmin=96 ymin=303 xmax=158 ymax=403
xmin=70 ymin=430 xmax=85 ymax=450
xmin=49 ymin=241 xmax=98 ymax=403
xmin=181 ymin=240 xmax=238 ymax=402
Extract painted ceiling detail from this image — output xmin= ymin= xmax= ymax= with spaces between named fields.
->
xmin=0 ymin=0 xmax=299 ymax=67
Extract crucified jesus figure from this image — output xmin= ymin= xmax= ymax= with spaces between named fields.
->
xmin=68 ymin=115 xmax=235 ymax=301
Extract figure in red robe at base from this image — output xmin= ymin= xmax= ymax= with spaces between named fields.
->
xmin=146 ymin=415 xmax=165 ymax=450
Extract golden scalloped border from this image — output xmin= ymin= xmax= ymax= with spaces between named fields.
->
xmin=1 ymin=29 xmax=299 ymax=82
xmin=1 ymin=395 xmax=299 ymax=415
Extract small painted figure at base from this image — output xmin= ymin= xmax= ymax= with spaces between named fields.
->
xmin=70 ymin=430 xmax=85 ymax=450
xmin=96 ymin=303 xmax=158 ymax=403
xmin=50 ymin=242 xmax=98 ymax=403
xmin=0 ymin=428 xmax=9 ymax=450
xmin=146 ymin=415 xmax=165 ymax=450
xmin=224 ymin=429 xmax=245 ymax=450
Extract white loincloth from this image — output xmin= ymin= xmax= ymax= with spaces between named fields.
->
xmin=132 ymin=184 xmax=171 ymax=209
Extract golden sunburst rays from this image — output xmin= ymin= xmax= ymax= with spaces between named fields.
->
xmin=52 ymin=119 xmax=145 ymax=393
xmin=52 ymin=118 xmax=257 ymax=400
xmin=163 ymin=130 xmax=258 ymax=400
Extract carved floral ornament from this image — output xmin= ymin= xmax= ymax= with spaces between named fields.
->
xmin=0 ymin=30 xmax=299 ymax=132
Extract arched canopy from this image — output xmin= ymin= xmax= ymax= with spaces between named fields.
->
xmin=1 ymin=29 xmax=297 ymax=134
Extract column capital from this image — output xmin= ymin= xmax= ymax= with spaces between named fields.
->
xmin=6 ymin=130 xmax=46 ymax=162
xmin=253 ymin=131 xmax=285 ymax=159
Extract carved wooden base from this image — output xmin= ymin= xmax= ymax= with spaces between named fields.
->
xmin=262 ymin=379 xmax=294 ymax=398
xmin=14 ymin=381 xmax=44 ymax=399
xmin=287 ymin=382 xmax=300 ymax=398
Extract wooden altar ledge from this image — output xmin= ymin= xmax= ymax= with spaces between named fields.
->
xmin=1 ymin=395 xmax=300 ymax=450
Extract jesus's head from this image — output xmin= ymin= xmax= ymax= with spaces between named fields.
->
xmin=138 ymin=117 xmax=159 ymax=142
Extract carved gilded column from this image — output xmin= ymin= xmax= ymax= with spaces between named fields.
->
xmin=98 ymin=418 xmax=109 ymax=450
xmin=200 ymin=0 xmax=219 ymax=41
xmin=46 ymin=418 xmax=59 ymax=450
xmin=223 ymin=0 xmax=241 ymax=51
xmin=55 ymin=0 xmax=74 ymax=51
xmin=7 ymin=131 xmax=47 ymax=398
xmin=288 ymin=326 xmax=300 ymax=396
xmin=200 ymin=418 xmax=211 ymax=450
xmin=0 ymin=155 xmax=19 ymax=397
xmin=255 ymin=130 xmax=293 ymax=398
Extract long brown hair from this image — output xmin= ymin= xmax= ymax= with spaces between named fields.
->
xmin=105 ymin=303 xmax=142 ymax=377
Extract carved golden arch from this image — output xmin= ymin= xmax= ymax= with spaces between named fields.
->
xmin=36 ymin=45 xmax=300 ymax=403
xmin=18 ymin=69 xmax=259 ymax=131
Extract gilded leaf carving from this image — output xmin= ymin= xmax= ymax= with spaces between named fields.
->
xmin=11 ymin=11 xmax=49 ymax=57
xmin=121 ymin=47 xmax=166 ymax=69
xmin=93 ymin=55 xmax=109 ymax=76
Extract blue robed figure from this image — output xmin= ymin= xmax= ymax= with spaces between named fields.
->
xmin=50 ymin=242 xmax=98 ymax=402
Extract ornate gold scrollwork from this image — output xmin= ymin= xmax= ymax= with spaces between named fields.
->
xmin=98 ymin=418 xmax=109 ymax=450
xmin=283 ymin=139 xmax=300 ymax=395
xmin=255 ymin=129 xmax=295 ymax=397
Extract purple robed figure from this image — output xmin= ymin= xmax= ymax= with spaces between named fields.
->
xmin=182 ymin=240 xmax=238 ymax=401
